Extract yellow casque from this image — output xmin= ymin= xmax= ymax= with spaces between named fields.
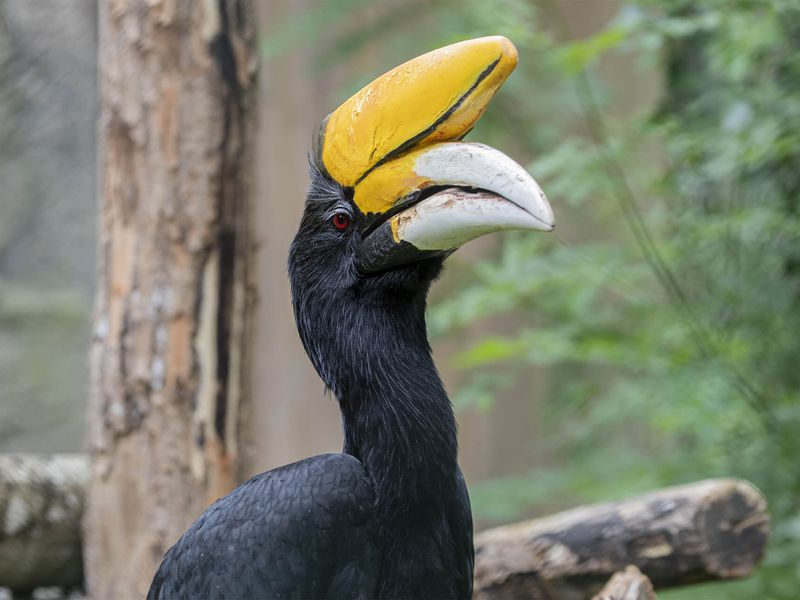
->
xmin=318 ymin=36 xmax=518 ymax=215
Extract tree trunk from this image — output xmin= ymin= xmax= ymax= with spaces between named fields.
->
xmin=473 ymin=478 xmax=768 ymax=600
xmin=85 ymin=1 xmax=257 ymax=597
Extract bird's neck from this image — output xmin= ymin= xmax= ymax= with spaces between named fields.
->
xmin=293 ymin=278 xmax=465 ymax=596
xmin=332 ymin=295 xmax=458 ymax=526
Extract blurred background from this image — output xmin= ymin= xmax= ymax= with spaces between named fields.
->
xmin=1 ymin=0 xmax=798 ymax=597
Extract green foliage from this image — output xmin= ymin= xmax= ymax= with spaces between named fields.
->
xmin=265 ymin=1 xmax=800 ymax=595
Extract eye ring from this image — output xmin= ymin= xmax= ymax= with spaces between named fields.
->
xmin=331 ymin=212 xmax=351 ymax=231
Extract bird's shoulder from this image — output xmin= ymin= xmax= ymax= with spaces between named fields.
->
xmin=187 ymin=453 xmax=375 ymax=536
xmin=149 ymin=453 xmax=379 ymax=599
xmin=233 ymin=452 xmax=373 ymax=520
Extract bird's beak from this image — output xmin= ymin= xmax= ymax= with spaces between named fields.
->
xmin=315 ymin=36 xmax=554 ymax=274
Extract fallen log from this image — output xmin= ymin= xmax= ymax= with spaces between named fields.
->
xmin=473 ymin=478 xmax=768 ymax=600
xmin=592 ymin=566 xmax=656 ymax=600
xmin=0 ymin=454 xmax=88 ymax=592
xmin=0 ymin=456 xmax=769 ymax=599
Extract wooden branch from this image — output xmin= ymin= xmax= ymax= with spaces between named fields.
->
xmin=474 ymin=478 xmax=768 ymax=600
xmin=0 ymin=458 xmax=767 ymax=598
xmin=592 ymin=566 xmax=656 ymax=600
xmin=0 ymin=454 xmax=88 ymax=592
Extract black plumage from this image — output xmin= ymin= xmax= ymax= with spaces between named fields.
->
xmin=148 ymin=162 xmax=474 ymax=599
xmin=148 ymin=455 xmax=380 ymax=599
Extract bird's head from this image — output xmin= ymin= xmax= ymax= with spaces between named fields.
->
xmin=289 ymin=36 xmax=554 ymax=386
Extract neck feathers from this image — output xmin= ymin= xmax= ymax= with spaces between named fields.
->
xmin=292 ymin=272 xmax=467 ymax=598
xmin=293 ymin=281 xmax=458 ymax=521
xmin=340 ymin=328 xmax=458 ymax=521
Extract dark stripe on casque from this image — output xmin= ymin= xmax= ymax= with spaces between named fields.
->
xmin=352 ymin=55 xmax=503 ymax=186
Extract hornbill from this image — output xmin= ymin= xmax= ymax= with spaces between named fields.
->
xmin=148 ymin=36 xmax=554 ymax=599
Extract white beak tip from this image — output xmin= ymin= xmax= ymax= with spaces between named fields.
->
xmin=529 ymin=204 xmax=555 ymax=232
xmin=530 ymin=221 xmax=555 ymax=233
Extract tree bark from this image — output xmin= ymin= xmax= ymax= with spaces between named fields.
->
xmin=473 ymin=478 xmax=768 ymax=600
xmin=0 ymin=455 xmax=88 ymax=593
xmin=592 ymin=566 xmax=656 ymax=600
xmin=85 ymin=1 xmax=257 ymax=597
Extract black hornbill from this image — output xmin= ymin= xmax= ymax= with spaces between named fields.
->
xmin=148 ymin=36 xmax=553 ymax=599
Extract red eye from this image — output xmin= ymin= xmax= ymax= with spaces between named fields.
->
xmin=331 ymin=212 xmax=351 ymax=231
